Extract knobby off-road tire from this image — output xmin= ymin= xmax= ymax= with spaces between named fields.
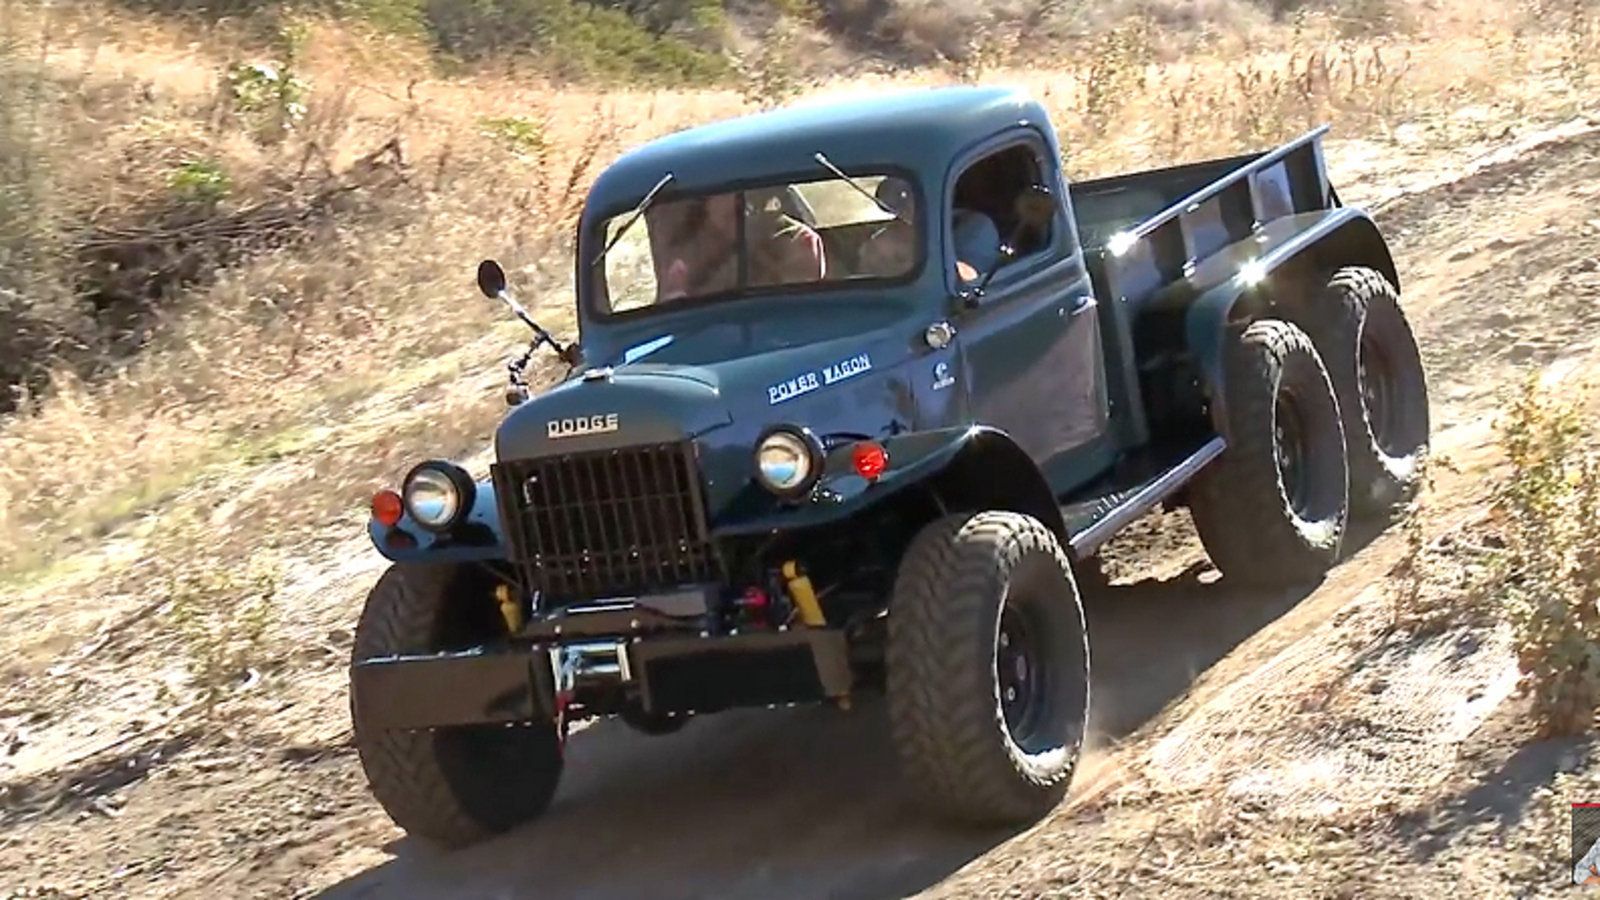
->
xmin=350 ymin=563 xmax=562 ymax=848
xmin=1189 ymin=319 xmax=1349 ymax=586
xmin=887 ymin=512 xmax=1089 ymax=825
xmin=1301 ymin=267 xmax=1430 ymax=517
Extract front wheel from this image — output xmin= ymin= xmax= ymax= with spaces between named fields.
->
xmin=887 ymin=512 xmax=1090 ymax=825
xmin=350 ymin=564 xmax=563 ymax=848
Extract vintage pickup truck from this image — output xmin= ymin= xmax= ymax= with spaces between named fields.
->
xmin=349 ymin=86 xmax=1429 ymax=846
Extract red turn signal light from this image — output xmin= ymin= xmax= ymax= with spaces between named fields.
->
xmin=852 ymin=441 xmax=889 ymax=482
xmin=371 ymin=489 xmax=404 ymax=527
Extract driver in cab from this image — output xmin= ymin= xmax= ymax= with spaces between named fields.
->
xmin=655 ymin=189 xmax=825 ymax=301
xmin=857 ymin=177 xmax=1004 ymax=285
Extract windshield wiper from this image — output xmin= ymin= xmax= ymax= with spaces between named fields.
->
xmin=812 ymin=152 xmax=910 ymax=225
xmin=589 ymin=171 xmax=675 ymax=269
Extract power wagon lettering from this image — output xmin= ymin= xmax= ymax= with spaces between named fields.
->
xmin=768 ymin=353 xmax=873 ymax=405
xmin=823 ymin=353 xmax=872 ymax=385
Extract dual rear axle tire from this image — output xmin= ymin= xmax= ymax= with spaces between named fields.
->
xmin=1189 ymin=267 xmax=1429 ymax=586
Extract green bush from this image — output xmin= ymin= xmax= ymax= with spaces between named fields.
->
xmin=480 ymin=114 xmax=548 ymax=155
xmin=1489 ymin=377 xmax=1600 ymax=736
xmin=420 ymin=0 xmax=730 ymax=82
xmin=165 ymin=554 xmax=280 ymax=711
xmin=168 ymin=158 xmax=234 ymax=206
xmin=587 ymin=0 xmax=726 ymax=38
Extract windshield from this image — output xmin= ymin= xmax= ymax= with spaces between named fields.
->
xmin=597 ymin=174 xmax=919 ymax=314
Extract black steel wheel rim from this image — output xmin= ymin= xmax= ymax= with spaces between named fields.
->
xmin=1361 ymin=333 xmax=1401 ymax=454
xmin=1275 ymin=391 xmax=1312 ymax=517
xmin=997 ymin=603 xmax=1049 ymax=743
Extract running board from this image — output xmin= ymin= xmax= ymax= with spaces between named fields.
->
xmin=1063 ymin=436 xmax=1226 ymax=561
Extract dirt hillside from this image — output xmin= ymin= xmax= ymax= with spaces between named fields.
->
xmin=2 ymin=98 xmax=1598 ymax=897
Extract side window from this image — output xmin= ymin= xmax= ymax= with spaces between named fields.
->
xmin=949 ymin=143 xmax=1053 ymax=285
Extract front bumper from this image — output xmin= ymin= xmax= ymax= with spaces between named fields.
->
xmin=351 ymin=628 xmax=853 ymax=730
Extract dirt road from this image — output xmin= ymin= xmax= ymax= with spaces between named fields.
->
xmin=309 ymin=570 xmax=1328 ymax=900
xmin=4 ymin=116 xmax=1600 ymax=899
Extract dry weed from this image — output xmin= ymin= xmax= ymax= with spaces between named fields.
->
xmin=1483 ymin=376 xmax=1600 ymax=737
xmin=164 ymin=552 xmax=280 ymax=712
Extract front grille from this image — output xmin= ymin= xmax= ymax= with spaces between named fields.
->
xmin=492 ymin=442 xmax=717 ymax=605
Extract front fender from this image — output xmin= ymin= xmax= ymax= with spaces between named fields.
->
xmin=368 ymin=478 xmax=508 ymax=563
xmin=712 ymin=426 xmax=1066 ymax=541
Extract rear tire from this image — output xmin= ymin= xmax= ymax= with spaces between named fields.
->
xmin=888 ymin=512 xmax=1089 ymax=825
xmin=1189 ymin=319 xmax=1349 ymax=585
xmin=350 ymin=564 xmax=562 ymax=848
xmin=1301 ymin=267 xmax=1430 ymax=517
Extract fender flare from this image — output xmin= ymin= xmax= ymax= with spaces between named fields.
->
xmin=1184 ymin=208 xmax=1397 ymax=425
xmin=712 ymin=426 xmax=1068 ymax=542
xmin=368 ymin=478 xmax=509 ymax=563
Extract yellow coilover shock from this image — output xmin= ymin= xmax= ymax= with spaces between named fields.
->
xmin=781 ymin=560 xmax=827 ymax=627
xmin=495 ymin=583 xmax=524 ymax=634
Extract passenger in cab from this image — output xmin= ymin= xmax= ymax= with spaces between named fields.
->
xmin=655 ymin=193 xmax=740 ymax=301
xmin=745 ymin=187 xmax=826 ymax=287
xmin=655 ymin=188 xmax=825 ymax=300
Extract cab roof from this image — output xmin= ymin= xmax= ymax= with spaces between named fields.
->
xmin=583 ymin=86 xmax=1052 ymax=218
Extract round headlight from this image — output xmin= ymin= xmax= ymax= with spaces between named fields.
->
xmin=402 ymin=461 xmax=476 ymax=532
xmin=755 ymin=428 xmax=820 ymax=496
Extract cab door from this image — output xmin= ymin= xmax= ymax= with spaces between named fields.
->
xmin=949 ymin=134 xmax=1110 ymax=487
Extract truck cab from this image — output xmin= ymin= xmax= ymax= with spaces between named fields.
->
xmin=349 ymin=86 xmax=1430 ymax=847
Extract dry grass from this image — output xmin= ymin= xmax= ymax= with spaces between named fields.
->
xmin=0 ymin=3 xmax=728 ymax=580
xmin=1481 ymin=377 xmax=1600 ymax=736
xmin=1 ymin=0 xmax=1598 ymax=596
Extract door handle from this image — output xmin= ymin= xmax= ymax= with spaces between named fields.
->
xmin=1059 ymin=296 xmax=1095 ymax=318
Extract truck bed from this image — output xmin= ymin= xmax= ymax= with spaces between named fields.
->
xmin=1070 ymin=128 xmax=1334 ymax=257
xmin=1072 ymin=154 xmax=1260 ymax=253
xmin=1056 ymin=129 xmax=1342 ymax=556
xmin=1062 ymin=129 xmax=1339 ymax=460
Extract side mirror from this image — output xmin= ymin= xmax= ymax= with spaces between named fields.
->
xmin=1015 ymin=184 xmax=1056 ymax=231
xmin=475 ymin=258 xmax=579 ymax=377
xmin=477 ymin=259 xmax=508 ymax=299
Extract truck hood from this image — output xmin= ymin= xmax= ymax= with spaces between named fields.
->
xmin=496 ymin=324 xmax=916 ymax=461
xmin=495 ymin=365 xmax=730 ymax=459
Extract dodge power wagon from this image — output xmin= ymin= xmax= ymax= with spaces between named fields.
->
xmin=349 ymin=86 xmax=1430 ymax=846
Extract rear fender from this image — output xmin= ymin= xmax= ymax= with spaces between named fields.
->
xmin=1184 ymin=208 xmax=1396 ymax=428
xmin=712 ymin=426 xmax=1067 ymax=542
xmin=368 ymin=478 xmax=509 ymax=563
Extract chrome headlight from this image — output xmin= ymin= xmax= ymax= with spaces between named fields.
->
xmin=754 ymin=427 xmax=822 ymax=497
xmin=402 ymin=460 xmax=476 ymax=532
